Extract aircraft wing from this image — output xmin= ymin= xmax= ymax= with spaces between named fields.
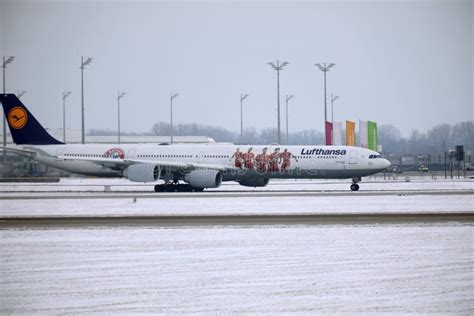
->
xmin=56 ymin=155 xmax=235 ymax=173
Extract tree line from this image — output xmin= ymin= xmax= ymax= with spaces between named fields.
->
xmin=378 ymin=121 xmax=473 ymax=155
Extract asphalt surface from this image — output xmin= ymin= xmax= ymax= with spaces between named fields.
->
xmin=1 ymin=212 xmax=473 ymax=227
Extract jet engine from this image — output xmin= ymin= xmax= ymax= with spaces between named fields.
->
xmin=238 ymin=178 xmax=269 ymax=187
xmin=123 ymin=163 xmax=160 ymax=182
xmin=184 ymin=169 xmax=222 ymax=188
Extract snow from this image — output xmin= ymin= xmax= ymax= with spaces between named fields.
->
xmin=1 ymin=178 xmax=472 ymax=217
xmin=1 ymin=224 xmax=473 ymax=313
xmin=0 ymin=178 xmax=473 ymax=313
xmin=1 ymin=178 xmax=473 ymax=217
xmin=0 ymin=177 xmax=473 ymax=192
xmin=0 ymin=194 xmax=473 ymax=217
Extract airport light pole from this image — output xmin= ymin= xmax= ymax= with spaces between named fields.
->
xmin=117 ymin=91 xmax=126 ymax=144
xmin=17 ymin=90 xmax=26 ymax=99
xmin=285 ymin=95 xmax=294 ymax=144
xmin=330 ymin=93 xmax=339 ymax=123
xmin=2 ymin=56 xmax=15 ymax=147
xmin=315 ymin=63 xmax=335 ymax=141
xmin=268 ymin=60 xmax=289 ymax=144
xmin=62 ymin=91 xmax=72 ymax=143
xmin=80 ymin=56 xmax=93 ymax=144
xmin=170 ymin=93 xmax=179 ymax=144
xmin=240 ymin=93 xmax=249 ymax=139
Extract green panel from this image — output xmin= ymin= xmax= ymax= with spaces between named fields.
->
xmin=367 ymin=121 xmax=377 ymax=150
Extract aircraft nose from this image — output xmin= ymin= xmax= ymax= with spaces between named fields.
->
xmin=382 ymin=158 xmax=391 ymax=169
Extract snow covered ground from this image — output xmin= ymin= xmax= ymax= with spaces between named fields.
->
xmin=1 ymin=178 xmax=472 ymax=217
xmin=1 ymin=194 xmax=473 ymax=217
xmin=1 ymin=224 xmax=473 ymax=313
xmin=1 ymin=178 xmax=473 ymax=313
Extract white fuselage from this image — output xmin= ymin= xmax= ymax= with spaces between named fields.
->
xmin=23 ymin=143 xmax=390 ymax=183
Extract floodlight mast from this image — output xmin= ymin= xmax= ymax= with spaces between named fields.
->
xmin=170 ymin=93 xmax=179 ymax=144
xmin=240 ymin=93 xmax=249 ymax=139
xmin=17 ymin=90 xmax=26 ymax=99
xmin=2 ymin=56 xmax=15 ymax=147
xmin=285 ymin=95 xmax=294 ymax=144
xmin=268 ymin=60 xmax=289 ymax=144
xmin=330 ymin=93 xmax=339 ymax=123
xmin=80 ymin=56 xmax=93 ymax=144
xmin=62 ymin=91 xmax=72 ymax=142
xmin=117 ymin=91 xmax=126 ymax=144
xmin=315 ymin=62 xmax=335 ymax=143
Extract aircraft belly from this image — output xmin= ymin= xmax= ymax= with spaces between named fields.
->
xmin=222 ymin=167 xmax=383 ymax=181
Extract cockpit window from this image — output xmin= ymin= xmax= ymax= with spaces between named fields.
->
xmin=369 ymin=154 xmax=381 ymax=159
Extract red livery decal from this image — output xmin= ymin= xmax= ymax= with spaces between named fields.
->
xmin=104 ymin=148 xmax=125 ymax=159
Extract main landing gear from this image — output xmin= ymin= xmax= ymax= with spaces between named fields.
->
xmin=350 ymin=177 xmax=361 ymax=191
xmin=154 ymin=182 xmax=204 ymax=192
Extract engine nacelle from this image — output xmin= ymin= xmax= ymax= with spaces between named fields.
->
xmin=238 ymin=178 xmax=269 ymax=187
xmin=123 ymin=164 xmax=160 ymax=183
xmin=184 ymin=169 xmax=222 ymax=188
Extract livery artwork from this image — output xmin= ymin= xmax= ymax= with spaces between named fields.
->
xmin=231 ymin=147 xmax=298 ymax=172
xmin=230 ymin=147 xmax=348 ymax=171
xmin=104 ymin=148 xmax=125 ymax=159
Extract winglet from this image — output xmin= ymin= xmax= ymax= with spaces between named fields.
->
xmin=0 ymin=94 xmax=63 ymax=145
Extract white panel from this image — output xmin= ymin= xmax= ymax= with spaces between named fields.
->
xmin=332 ymin=121 xmax=343 ymax=146
xmin=359 ymin=120 xmax=368 ymax=148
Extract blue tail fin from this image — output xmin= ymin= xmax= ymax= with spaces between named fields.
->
xmin=1 ymin=94 xmax=63 ymax=145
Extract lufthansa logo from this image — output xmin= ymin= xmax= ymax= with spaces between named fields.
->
xmin=8 ymin=107 xmax=28 ymax=130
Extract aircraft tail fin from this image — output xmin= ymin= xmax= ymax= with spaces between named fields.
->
xmin=0 ymin=93 xmax=63 ymax=145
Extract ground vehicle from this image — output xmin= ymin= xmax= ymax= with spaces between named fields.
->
xmin=388 ymin=165 xmax=402 ymax=173
xmin=418 ymin=165 xmax=429 ymax=172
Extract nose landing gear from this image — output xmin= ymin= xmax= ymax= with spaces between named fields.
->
xmin=350 ymin=177 xmax=361 ymax=191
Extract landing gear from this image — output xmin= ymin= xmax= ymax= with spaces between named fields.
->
xmin=350 ymin=177 xmax=361 ymax=191
xmin=154 ymin=183 xmax=204 ymax=192
xmin=350 ymin=183 xmax=359 ymax=191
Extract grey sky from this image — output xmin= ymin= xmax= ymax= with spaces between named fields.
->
xmin=1 ymin=0 xmax=472 ymax=136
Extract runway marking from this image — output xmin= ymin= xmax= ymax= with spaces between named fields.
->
xmin=1 ymin=213 xmax=473 ymax=227
xmin=0 ymin=189 xmax=473 ymax=200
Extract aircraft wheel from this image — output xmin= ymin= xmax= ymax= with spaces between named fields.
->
xmin=177 ymin=184 xmax=191 ymax=192
xmin=350 ymin=183 xmax=359 ymax=191
xmin=163 ymin=184 xmax=175 ymax=192
xmin=157 ymin=184 xmax=204 ymax=192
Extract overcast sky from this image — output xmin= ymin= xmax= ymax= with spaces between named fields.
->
xmin=0 ymin=0 xmax=472 ymax=136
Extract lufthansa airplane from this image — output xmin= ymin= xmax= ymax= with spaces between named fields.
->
xmin=0 ymin=94 xmax=390 ymax=192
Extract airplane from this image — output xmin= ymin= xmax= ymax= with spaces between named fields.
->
xmin=0 ymin=93 xmax=390 ymax=192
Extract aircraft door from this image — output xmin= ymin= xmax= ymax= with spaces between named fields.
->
xmin=348 ymin=150 xmax=357 ymax=164
xmin=56 ymin=148 xmax=65 ymax=158
xmin=127 ymin=148 xmax=137 ymax=159
xmin=197 ymin=151 xmax=206 ymax=164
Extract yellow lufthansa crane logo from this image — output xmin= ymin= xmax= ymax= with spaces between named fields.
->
xmin=8 ymin=107 xmax=28 ymax=129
